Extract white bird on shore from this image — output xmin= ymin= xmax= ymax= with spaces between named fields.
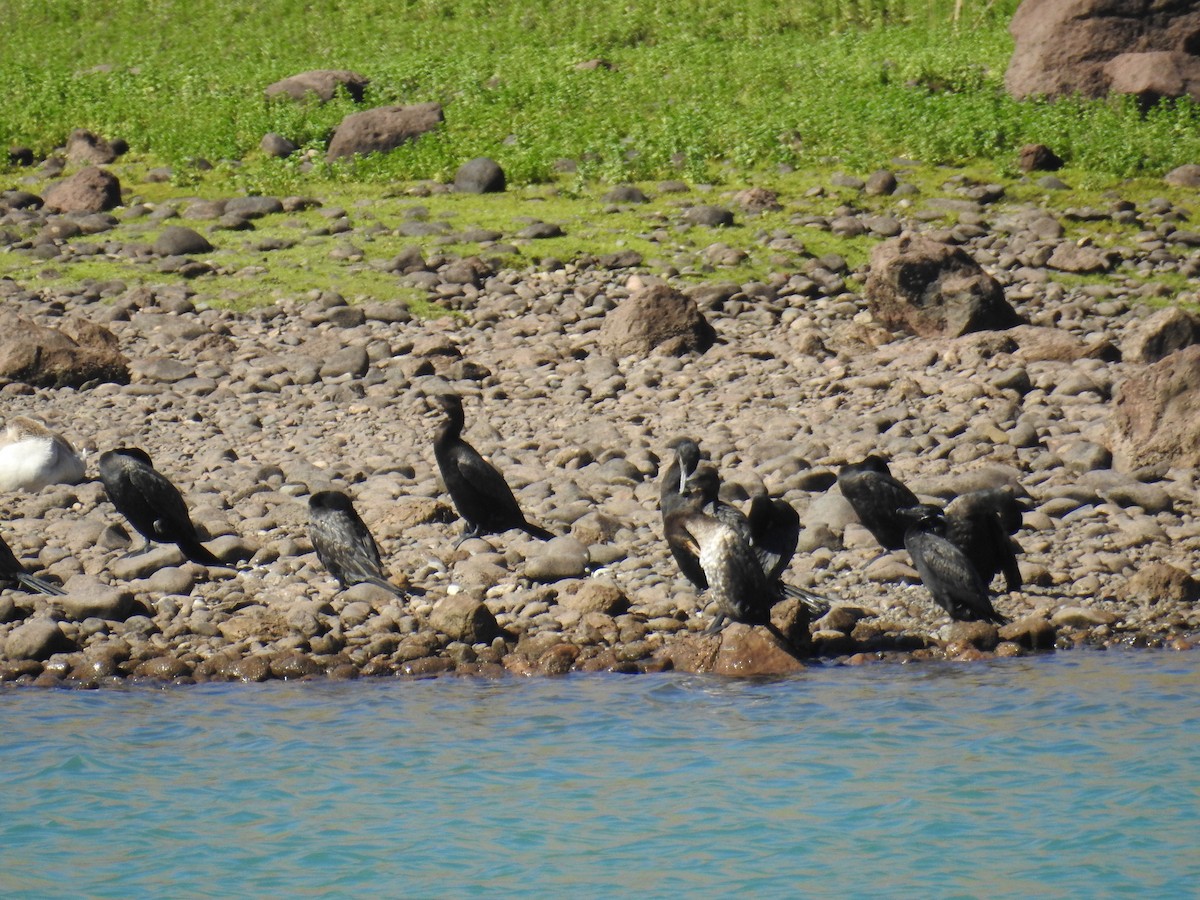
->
xmin=0 ymin=416 xmax=87 ymax=492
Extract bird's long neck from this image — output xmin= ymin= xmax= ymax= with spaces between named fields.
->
xmin=437 ymin=408 xmax=465 ymax=446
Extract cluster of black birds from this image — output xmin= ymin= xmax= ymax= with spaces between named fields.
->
xmin=836 ymin=455 xmax=1026 ymax=626
xmin=660 ymin=438 xmax=831 ymax=655
xmin=0 ymin=391 xmax=1026 ymax=657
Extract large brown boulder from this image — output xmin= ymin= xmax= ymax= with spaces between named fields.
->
xmin=1105 ymin=50 xmax=1200 ymax=106
xmin=41 ymin=166 xmax=121 ymax=213
xmin=265 ymin=69 xmax=369 ymax=104
xmin=1110 ymin=344 xmax=1200 ymax=471
xmin=865 ymin=234 xmax=1022 ymax=337
xmin=598 ymin=283 xmax=715 ymax=357
xmin=1006 ymin=0 xmax=1200 ymax=101
xmin=1122 ymin=306 xmax=1200 ymax=363
xmin=65 ymin=129 xmax=121 ymax=165
xmin=0 ymin=314 xmax=130 ymax=387
xmin=326 ymin=103 xmax=443 ymax=161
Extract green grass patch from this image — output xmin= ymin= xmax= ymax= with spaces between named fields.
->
xmin=5 ymin=0 xmax=1200 ymax=188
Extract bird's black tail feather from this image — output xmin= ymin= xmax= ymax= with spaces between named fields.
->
xmin=179 ymin=540 xmax=221 ymax=566
xmin=16 ymin=572 xmax=66 ymax=596
xmin=521 ymin=522 xmax=554 ymax=541
xmin=365 ymin=575 xmax=408 ymax=598
xmin=779 ymin=581 xmax=832 ymax=616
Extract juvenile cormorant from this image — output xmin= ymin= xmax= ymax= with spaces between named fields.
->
xmin=0 ymin=416 xmax=86 ymax=492
xmin=664 ymin=489 xmax=797 ymax=651
xmin=944 ymin=486 xmax=1026 ymax=591
xmin=659 ymin=440 xmax=708 ymax=589
xmin=98 ymin=447 xmax=220 ymax=565
xmin=308 ymin=490 xmax=406 ymax=597
xmin=837 ymin=454 xmax=922 ymax=551
xmin=658 ymin=438 xmax=702 ymax=518
xmin=431 ymin=393 xmax=554 ymax=547
xmin=0 ymin=531 xmax=64 ymax=595
xmin=899 ymin=505 xmax=1007 ymax=625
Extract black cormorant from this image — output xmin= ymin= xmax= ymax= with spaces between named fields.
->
xmin=97 ymin=447 xmax=220 ymax=565
xmin=308 ymin=490 xmax=407 ymax=597
xmin=837 ymin=454 xmax=921 ymax=551
xmin=899 ymin=505 xmax=1007 ymax=625
xmin=0 ymin=531 xmax=64 ymax=595
xmin=944 ymin=486 xmax=1026 ymax=591
xmin=431 ymin=393 xmax=554 ymax=547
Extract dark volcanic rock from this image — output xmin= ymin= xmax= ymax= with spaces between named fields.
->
xmin=41 ymin=166 xmax=122 ymax=214
xmin=265 ymin=69 xmax=370 ymax=104
xmin=598 ymin=283 xmax=715 ymax=357
xmin=1019 ymin=143 xmax=1063 ymax=172
xmin=326 ymin=103 xmax=443 ymax=161
xmin=454 ymin=157 xmax=506 ymax=194
xmin=154 ymin=226 xmax=213 ymax=256
xmin=1111 ymin=344 xmax=1200 ymax=472
xmin=0 ymin=314 xmax=129 ymax=387
xmin=866 ymin=234 xmax=1023 ymax=337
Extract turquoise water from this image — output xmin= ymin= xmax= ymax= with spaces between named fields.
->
xmin=1 ymin=651 xmax=1197 ymax=899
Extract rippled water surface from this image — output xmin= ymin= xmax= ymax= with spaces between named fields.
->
xmin=2 ymin=651 xmax=1197 ymax=898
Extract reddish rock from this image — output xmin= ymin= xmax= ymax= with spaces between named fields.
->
xmin=430 ymin=593 xmax=503 ymax=644
xmin=866 ymin=234 xmax=1022 ymax=337
xmin=41 ymin=166 xmax=121 ymax=213
xmin=1117 ymin=562 xmax=1199 ymax=604
xmin=326 ymin=102 xmax=443 ymax=161
xmin=1111 ymin=344 xmax=1200 ymax=471
xmin=65 ymin=129 xmax=121 ymax=165
xmin=0 ymin=313 xmax=129 ymax=387
xmin=265 ymin=69 xmax=369 ymax=104
xmin=1105 ymin=50 xmax=1200 ymax=107
xmin=1006 ymin=0 xmax=1200 ymax=101
xmin=1018 ymin=143 xmax=1063 ymax=172
xmin=598 ymin=283 xmax=715 ymax=357
xmin=712 ymin=626 xmax=805 ymax=676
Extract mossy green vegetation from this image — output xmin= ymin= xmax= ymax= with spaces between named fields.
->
xmin=4 ymin=0 xmax=1199 ymax=188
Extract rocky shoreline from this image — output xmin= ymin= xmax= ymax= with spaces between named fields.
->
xmin=0 ymin=163 xmax=1198 ymax=687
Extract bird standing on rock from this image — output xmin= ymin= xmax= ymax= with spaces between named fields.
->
xmin=431 ymin=393 xmax=554 ymax=548
xmin=837 ymin=454 xmax=921 ymax=551
xmin=98 ymin=447 xmax=221 ymax=565
xmin=663 ymin=487 xmax=801 ymax=654
xmin=898 ymin=505 xmax=1007 ymax=626
xmin=307 ymin=490 xmax=406 ymax=597
xmin=0 ymin=530 xmax=64 ymax=595
xmin=944 ymin=486 xmax=1026 ymax=591
xmin=0 ymin=416 xmax=86 ymax=493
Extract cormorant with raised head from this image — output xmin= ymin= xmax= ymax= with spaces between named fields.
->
xmin=0 ymin=530 xmax=64 ymax=595
xmin=837 ymin=454 xmax=921 ymax=551
xmin=658 ymin=438 xmax=701 ymax=518
xmin=664 ymin=487 xmax=798 ymax=651
xmin=431 ymin=393 xmax=554 ymax=548
xmin=944 ymin=486 xmax=1026 ymax=591
xmin=898 ymin=505 xmax=1007 ymax=625
xmin=97 ymin=447 xmax=220 ymax=565
xmin=687 ymin=466 xmax=830 ymax=615
xmin=659 ymin=439 xmax=708 ymax=589
xmin=308 ymin=490 xmax=406 ymax=597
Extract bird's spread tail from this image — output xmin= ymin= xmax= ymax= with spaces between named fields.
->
xmin=779 ymin=581 xmax=832 ymax=616
xmin=16 ymin=572 xmax=66 ymax=596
